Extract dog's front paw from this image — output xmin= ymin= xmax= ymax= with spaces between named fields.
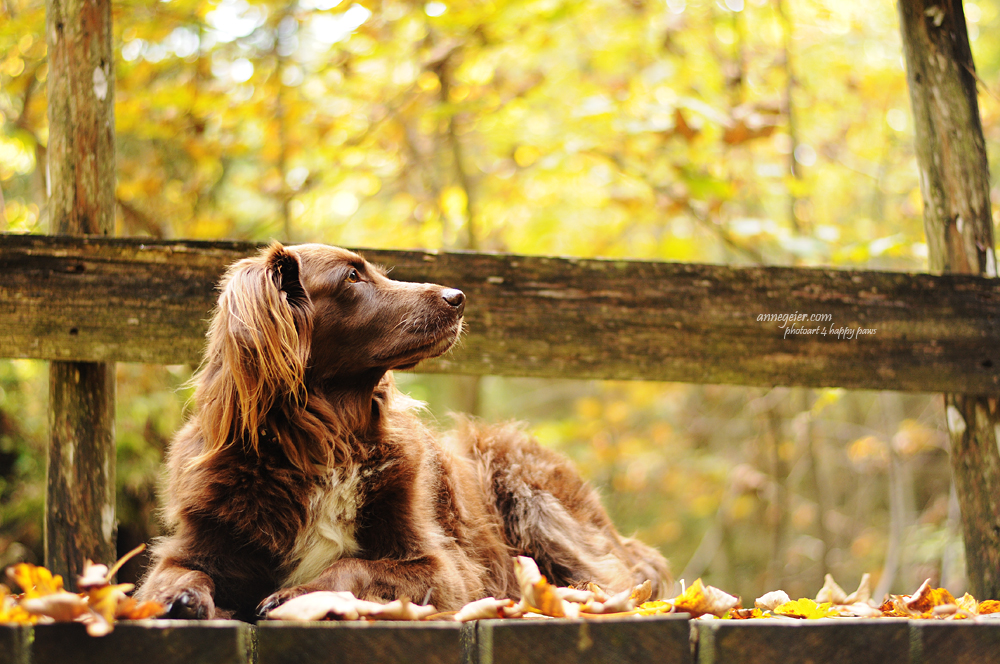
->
xmin=162 ymin=587 xmax=216 ymax=620
xmin=258 ymin=585 xmax=313 ymax=618
xmin=138 ymin=570 xmax=217 ymax=620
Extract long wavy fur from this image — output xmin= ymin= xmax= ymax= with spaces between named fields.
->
xmin=192 ymin=243 xmax=338 ymax=472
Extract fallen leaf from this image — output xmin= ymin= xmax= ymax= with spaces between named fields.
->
xmin=726 ymin=608 xmax=764 ymax=619
xmin=368 ymin=597 xmax=438 ymax=621
xmin=755 ymin=590 xmax=790 ymax=611
xmin=0 ymin=585 xmax=35 ymax=625
xmin=957 ymin=593 xmax=979 ymax=615
xmin=115 ymin=596 xmax=167 ymax=620
xmin=454 ymin=597 xmax=521 ymax=622
xmin=773 ymin=598 xmax=838 ymax=619
xmin=7 ymin=563 xmax=64 ymax=598
xmin=844 ymin=573 xmax=872 ymax=605
xmin=979 ymin=600 xmax=1000 ymax=615
xmin=630 ymin=580 xmax=653 ymax=605
xmin=585 ymin=582 xmax=611 ymax=603
xmin=904 ymin=579 xmax=956 ymax=615
xmin=815 ymin=574 xmax=847 ymax=605
xmin=267 ymin=591 xmax=364 ymax=621
xmin=20 ymin=592 xmax=89 ymax=622
xmin=635 ymin=599 xmax=673 ymax=616
xmin=580 ymin=587 xmax=635 ymax=615
xmin=555 ymin=587 xmax=594 ymax=604
xmin=671 ymin=579 xmax=740 ymax=618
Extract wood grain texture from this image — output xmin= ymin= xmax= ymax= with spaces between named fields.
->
xmin=43 ymin=0 xmax=117 ymax=584
xmin=898 ymin=0 xmax=1000 ymax=599
xmin=1 ymin=234 xmax=999 ymax=393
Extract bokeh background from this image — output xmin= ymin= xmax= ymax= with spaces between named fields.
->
xmin=2 ymin=0 xmax=999 ymax=602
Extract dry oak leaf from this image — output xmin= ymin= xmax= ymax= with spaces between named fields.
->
xmin=266 ymin=592 xmax=438 ymax=622
xmin=370 ymin=597 xmax=438 ymax=621
xmin=813 ymin=573 xmax=877 ymax=617
xmin=725 ymin=608 xmax=764 ymax=620
xmin=630 ymin=580 xmax=653 ymax=605
xmin=881 ymin=579 xmax=957 ymax=618
xmin=579 ymin=587 xmax=635 ymax=615
xmin=19 ymin=592 xmax=89 ymax=623
xmin=267 ymin=591 xmax=365 ymax=621
xmin=815 ymin=574 xmax=847 ymax=605
xmin=904 ymin=579 xmax=955 ymax=615
xmin=773 ymin=598 xmax=838 ymax=620
xmin=454 ymin=597 xmax=522 ymax=622
xmin=513 ymin=556 xmax=578 ymax=618
xmin=755 ymin=590 xmax=790 ymax=612
xmin=671 ymin=579 xmax=739 ymax=618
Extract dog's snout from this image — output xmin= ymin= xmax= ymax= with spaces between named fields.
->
xmin=442 ymin=288 xmax=466 ymax=311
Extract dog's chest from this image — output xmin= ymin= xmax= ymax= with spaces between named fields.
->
xmin=283 ymin=466 xmax=363 ymax=587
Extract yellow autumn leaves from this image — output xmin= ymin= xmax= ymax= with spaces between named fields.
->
xmin=0 ymin=545 xmax=164 ymax=636
xmin=6 ymin=551 xmax=1000 ymax=633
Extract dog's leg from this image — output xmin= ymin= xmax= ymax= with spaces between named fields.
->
xmin=258 ymin=554 xmax=468 ymax=615
xmin=135 ymin=547 xmax=219 ymax=619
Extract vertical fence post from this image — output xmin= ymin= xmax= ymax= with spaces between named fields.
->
xmin=897 ymin=0 xmax=1000 ymax=598
xmin=44 ymin=0 xmax=117 ymax=587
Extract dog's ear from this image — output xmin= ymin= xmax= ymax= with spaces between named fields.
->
xmin=200 ymin=242 xmax=314 ymax=456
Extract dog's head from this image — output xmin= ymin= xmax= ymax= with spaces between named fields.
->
xmin=198 ymin=242 xmax=465 ymax=460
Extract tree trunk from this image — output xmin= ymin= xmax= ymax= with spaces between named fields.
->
xmin=45 ymin=0 xmax=117 ymax=586
xmin=898 ymin=0 xmax=1000 ymax=598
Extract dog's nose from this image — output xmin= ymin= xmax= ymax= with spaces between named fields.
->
xmin=442 ymin=288 xmax=466 ymax=310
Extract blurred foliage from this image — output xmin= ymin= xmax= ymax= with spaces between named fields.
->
xmin=2 ymin=0 xmax=999 ymax=599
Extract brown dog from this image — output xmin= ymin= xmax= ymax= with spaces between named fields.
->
xmin=135 ymin=242 xmax=669 ymax=621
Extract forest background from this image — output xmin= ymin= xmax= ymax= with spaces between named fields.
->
xmin=1 ymin=0 xmax=999 ymax=602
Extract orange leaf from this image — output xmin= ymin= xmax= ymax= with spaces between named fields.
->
xmin=979 ymin=600 xmax=1000 ymax=615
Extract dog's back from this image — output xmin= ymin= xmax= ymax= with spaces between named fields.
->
xmin=452 ymin=420 xmax=670 ymax=598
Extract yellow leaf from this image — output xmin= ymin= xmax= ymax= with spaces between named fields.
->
xmin=7 ymin=563 xmax=64 ymax=598
xmin=773 ymin=598 xmax=838 ymax=619
xmin=0 ymin=585 xmax=36 ymax=625
xmin=636 ymin=599 xmax=673 ymax=616
xmin=671 ymin=579 xmax=739 ymax=618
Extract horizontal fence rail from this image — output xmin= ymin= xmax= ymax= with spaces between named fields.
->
xmin=1 ymin=234 xmax=999 ymax=393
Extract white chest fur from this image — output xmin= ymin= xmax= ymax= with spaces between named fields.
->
xmin=283 ymin=466 xmax=362 ymax=588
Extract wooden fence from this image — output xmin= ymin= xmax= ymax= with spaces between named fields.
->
xmin=3 ymin=233 xmax=999 ymax=393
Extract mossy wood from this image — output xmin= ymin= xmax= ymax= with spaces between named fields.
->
xmin=1 ymin=234 xmax=999 ymax=393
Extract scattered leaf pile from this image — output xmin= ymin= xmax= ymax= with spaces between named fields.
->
xmin=6 ymin=551 xmax=1000 ymax=631
xmin=265 ymin=556 xmax=656 ymax=622
xmin=0 ymin=545 xmax=165 ymax=636
xmin=265 ymin=561 xmax=1000 ymax=624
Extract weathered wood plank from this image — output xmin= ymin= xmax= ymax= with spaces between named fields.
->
xmin=694 ymin=619 xmax=910 ymax=664
xmin=31 ymin=621 xmax=254 ymax=664
xmin=477 ymin=615 xmax=692 ymax=664
xmin=912 ymin=622 xmax=1000 ymax=664
xmin=1 ymin=234 xmax=999 ymax=393
xmin=256 ymin=621 xmax=468 ymax=664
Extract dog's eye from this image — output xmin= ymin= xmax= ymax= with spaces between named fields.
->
xmin=345 ymin=268 xmax=361 ymax=284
